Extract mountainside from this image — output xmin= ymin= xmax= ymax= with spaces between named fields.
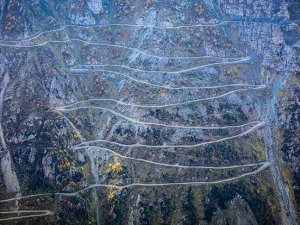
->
xmin=0 ymin=0 xmax=299 ymax=224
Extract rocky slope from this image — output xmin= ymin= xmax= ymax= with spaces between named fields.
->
xmin=0 ymin=0 xmax=299 ymax=224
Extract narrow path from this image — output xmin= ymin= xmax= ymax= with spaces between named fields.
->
xmin=0 ymin=39 xmax=252 ymax=62
xmin=0 ymin=19 xmax=289 ymax=43
xmin=0 ymin=161 xmax=270 ymax=220
xmin=0 ymin=162 xmax=270 ymax=204
xmin=74 ymin=55 xmax=251 ymax=73
xmin=65 ymin=161 xmax=270 ymax=189
xmin=53 ymin=109 xmax=84 ymax=141
xmin=57 ymin=105 xmax=261 ymax=130
xmin=69 ymin=68 xmax=262 ymax=90
xmin=76 ymin=121 xmax=265 ymax=148
xmin=0 ymin=210 xmax=53 ymax=221
xmin=57 ymin=85 xmax=265 ymax=109
xmin=74 ymin=145 xmax=267 ymax=169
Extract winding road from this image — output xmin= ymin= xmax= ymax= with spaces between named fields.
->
xmin=57 ymin=85 xmax=265 ymax=109
xmin=74 ymin=145 xmax=267 ymax=169
xmin=0 ymin=19 xmax=291 ymax=43
xmin=0 ymin=38 xmax=252 ymax=63
xmin=56 ymin=102 xmax=263 ymax=130
xmin=0 ymin=162 xmax=270 ymax=203
xmin=75 ymin=121 xmax=265 ymax=148
xmin=69 ymin=68 xmax=262 ymax=90
xmin=0 ymin=160 xmax=270 ymax=221
xmin=72 ymin=55 xmax=251 ymax=73
xmin=0 ymin=17 xmax=285 ymax=223
xmin=0 ymin=210 xmax=54 ymax=221
xmin=69 ymin=69 xmax=259 ymax=90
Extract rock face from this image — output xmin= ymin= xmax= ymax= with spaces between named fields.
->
xmin=0 ymin=0 xmax=299 ymax=225
xmin=0 ymin=72 xmax=20 ymax=194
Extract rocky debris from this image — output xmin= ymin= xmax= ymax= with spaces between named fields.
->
xmin=86 ymin=0 xmax=102 ymax=14
xmin=211 ymin=195 xmax=258 ymax=225
xmin=42 ymin=152 xmax=56 ymax=181
xmin=77 ymin=152 xmax=85 ymax=164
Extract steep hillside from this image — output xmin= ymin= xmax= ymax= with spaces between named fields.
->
xmin=0 ymin=0 xmax=299 ymax=224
